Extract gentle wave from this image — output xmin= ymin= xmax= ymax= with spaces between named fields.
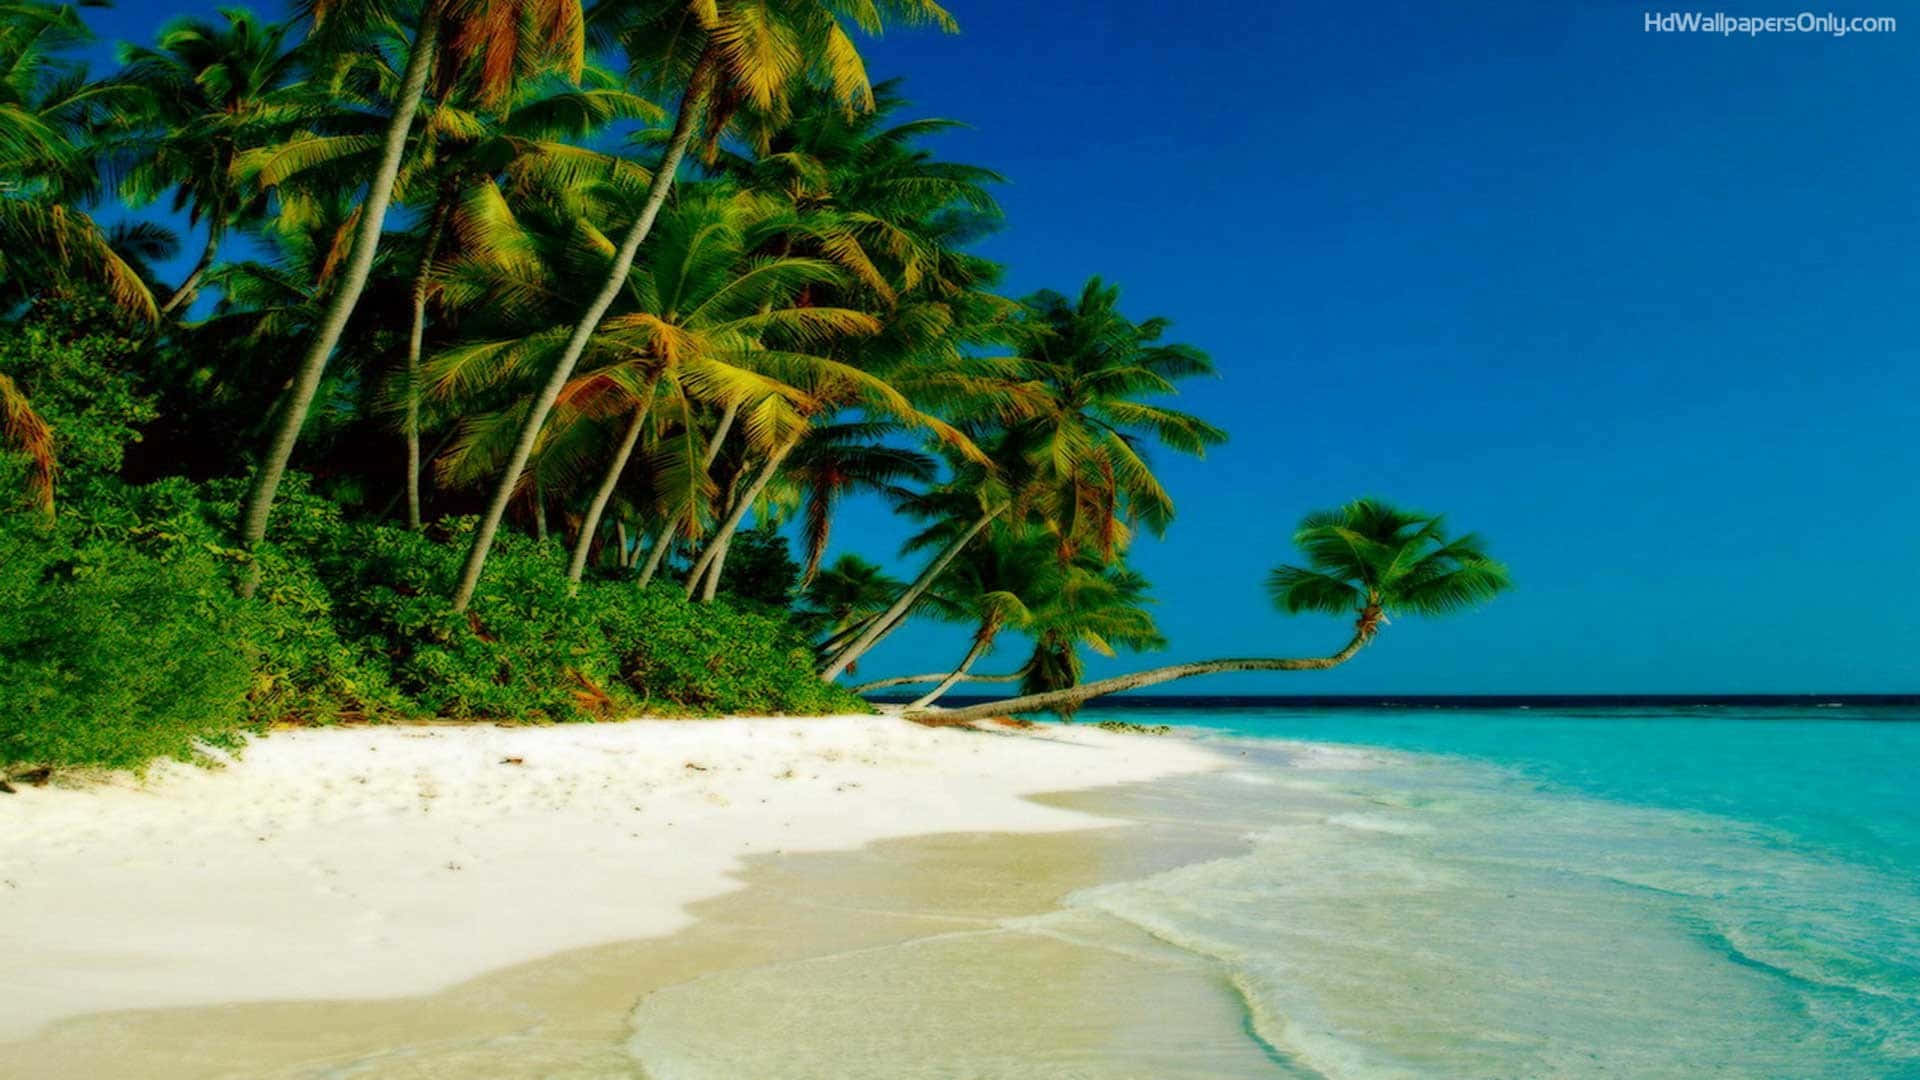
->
xmin=1054 ymin=724 xmax=1920 ymax=1078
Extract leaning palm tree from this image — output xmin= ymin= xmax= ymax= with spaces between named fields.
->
xmin=863 ymin=528 xmax=1052 ymax=707
xmin=1000 ymin=561 xmax=1164 ymax=718
xmin=855 ymin=540 xmax=1162 ymax=710
xmin=236 ymin=0 xmax=586 ymax=594
xmin=913 ymin=499 xmax=1510 ymax=723
xmin=796 ymin=552 xmax=907 ymax=660
xmin=448 ymin=0 xmax=960 ymax=612
xmin=820 ymin=278 xmax=1225 ymax=681
xmin=553 ymin=193 xmax=882 ymax=587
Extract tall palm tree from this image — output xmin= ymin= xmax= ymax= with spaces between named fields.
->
xmin=236 ymin=0 xmax=586 ymax=594
xmin=393 ymin=70 xmax=656 ymax=528
xmin=448 ymin=0 xmax=959 ymax=612
xmin=917 ymin=499 xmax=1511 ymax=722
xmin=116 ymin=9 xmax=305 ymax=317
xmin=820 ymin=278 xmax=1225 ymax=681
xmin=420 ymin=184 xmax=887 ymax=585
xmin=670 ymin=83 xmax=1000 ymax=601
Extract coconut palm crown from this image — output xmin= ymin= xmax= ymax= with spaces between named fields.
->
xmin=1267 ymin=498 xmax=1511 ymax=640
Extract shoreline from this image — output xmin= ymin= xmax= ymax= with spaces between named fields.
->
xmin=0 ymin=715 xmax=1227 ymax=1060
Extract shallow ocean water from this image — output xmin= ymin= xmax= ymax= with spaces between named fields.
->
xmin=633 ymin=702 xmax=1920 ymax=1078
xmin=1052 ymin=703 xmax=1920 ymax=1078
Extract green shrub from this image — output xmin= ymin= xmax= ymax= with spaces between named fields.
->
xmin=323 ymin=521 xmax=867 ymax=719
xmin=0 ymin=471 xmax=866 ymax=774
xmin=0 ymin=516 xmax=254 ymax=772
xmin=607 ymin=587 xmax=864 ymax=715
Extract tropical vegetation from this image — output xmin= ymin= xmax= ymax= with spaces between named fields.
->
xmin=0 ymin=0 xmax=1505 ymax=776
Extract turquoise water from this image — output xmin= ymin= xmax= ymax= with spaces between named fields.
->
xmin=1060 ymin=703 xmax=1920 ymax=1078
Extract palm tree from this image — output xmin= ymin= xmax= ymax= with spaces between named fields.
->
xmin=393 ymin=70 xmax=656 ymax=528
xmin=420 ymin=184 xmax=884 ymax=586
xmin=888 ymin=528 xmax=1050 ymax=708
xmin=915 ymin=499 xmax=1510 ymax=723
xmin=236 ymin=0 xmax=586 ymax=594
xmin=820 ymin=278 xmax=1225 ymax=681
xmin=116 ymin=9 xmax=305 ymax=317
xmin=0 ymin=1 xmax=155 ymax=320
xmin=1000 ymin=561 xmax=1164 ymax=717
xmin=796 ymin=552 xmax=905 ymax=658
xmin=782 ymin=420 xmax=939 ymax=585
xmin=555 ymin=191 xmax=881 ymax=586
xmin=447 ymin=0 xmax=959 ymax=612
xmin=853 ymin=538 xmax=1163 ymax=710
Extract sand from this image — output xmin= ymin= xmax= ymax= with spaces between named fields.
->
xmin=0 ymin=715 xmax=1224 ymax=1044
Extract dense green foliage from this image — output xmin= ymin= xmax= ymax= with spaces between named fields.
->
xmin=0 ymin=514 xmax=254 ymax=770
xmin=0 ymin=462 xmax=863 ymax=773
xmin=0 ymin=0 xmax=1504 ymax=774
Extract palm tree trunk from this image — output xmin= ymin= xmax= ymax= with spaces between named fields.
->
xmin=850 ymin=667 xmax=1027 ymax=694
xmin=566 ymin=377 xmax=660 ymax=584
xmin=910 ymin=632 xmax=1373 ymax=724
xmin=698 ymin=529 xmax=732 ymax=602
xmin=450 ymin=55 xmax=715 ymax=613
xmin=816 ymin=616 xmax=877 ymax=659
xmin=635 ymin=400 xmax=738 ymax=589
xmin=633 ymin=531 xmax=670 ymax=589
xmin=683 ymin=431 xmax=799 ymax=600
xmin=159 ymin=229 xmax=219 ymax=318
xmin=533 ymin=481 xmax=548 ymax=542
xmin=908 ymin=620 xmax=1000 ymax=709
xmin=616 ymin=519 xmax=631 ymax=568
xmin=819 ymin=505 xmax=1002 ymax=682
xmin=403 ymin=190 xmax=455 ymax=531
xmin=237 ymin=4 xmax=443 ymax=597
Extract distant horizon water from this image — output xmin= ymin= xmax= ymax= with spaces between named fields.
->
xmin=883 ymin=692 xmax=1920 ymax=709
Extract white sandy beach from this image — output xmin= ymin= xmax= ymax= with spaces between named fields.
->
xmin=0 ymin=715 xmax=1222 ymax=1041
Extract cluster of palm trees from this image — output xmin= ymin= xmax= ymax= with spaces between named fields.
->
xmin=2 ymin=0 xmax=1509 ymax=714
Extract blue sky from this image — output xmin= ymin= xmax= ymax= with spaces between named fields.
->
xmin=75 ymin=2 xmax=1920 ymax=692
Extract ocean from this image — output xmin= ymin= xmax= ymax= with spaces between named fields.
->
xmin=989 ymin=696 xmax=1920 ymax=1078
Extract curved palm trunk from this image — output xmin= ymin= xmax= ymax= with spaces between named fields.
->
xmin=910 ymin=632 xmax=1373 ymax=724
xmin=159 ymin=230 xmax=219 ymax=318
xmin=450 ymin=57 xmax=715 ymax=612
xmin=683 ymin=431 xmax=798 ymax=600
xmin=237 ymin=6 xmax=443 ymax=597
xmin=907 ymin=619 xmax=1000 ymax=709
xmin=566 ymin=377 xmax=660 ymax=584
xmin=850 ymin=667 xmax=1026 ymax=694
xmin=819 ymin=505 xmax=1002 ymax=682
xmin=635 ymin=399 xmax=738 ymax=589
xmin=403 ymin=191 xmax=455 ymax=531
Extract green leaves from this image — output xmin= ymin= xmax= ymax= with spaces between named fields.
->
xmin=1269 ymin=498 xmax=1511 ymax=627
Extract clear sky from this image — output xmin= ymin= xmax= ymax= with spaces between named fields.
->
xmin=75 ymin=2 xmax=1920 ymax=693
